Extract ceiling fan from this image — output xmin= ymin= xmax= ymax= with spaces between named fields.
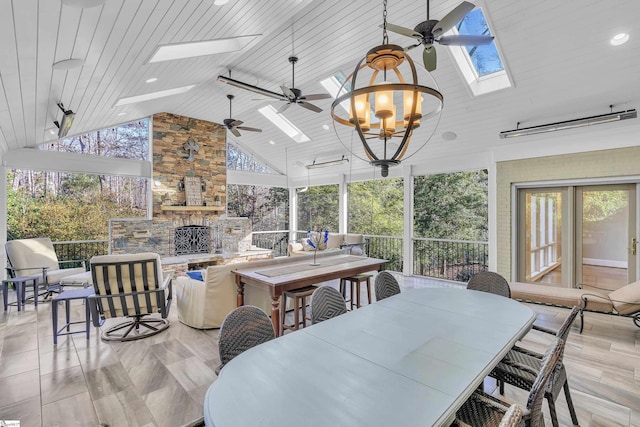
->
xmin=216 ymin=56 xmax=330 ymax=114
xmin=223 ymin=94 xmax=262 ymax=137
xmin=276 ymin=56 xmax=331 ymax=114
xmin=385 ymin=0 xmax=494 ymax=71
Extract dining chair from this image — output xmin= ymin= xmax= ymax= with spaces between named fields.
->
xmin=374 ymin=271 xmax=401 ymax=301
xmin=455 ymin=337 xmax=565 ymax=427
xmin=493 ymin=306 xmax=581 ymax=427
xmin=88 ymin=253 xmax=173 ymax=341
xmin=310 ymin=286 xmax=347 ymax=324
xmin=467 ymin=271 xmax=511 ymax=298
xmin=452 ymin=396 xmax=524 ymax=427
xmin=216 ymin=305 xmax=275 ymax=374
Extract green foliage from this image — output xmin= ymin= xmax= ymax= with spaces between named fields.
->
xmin=226 ymin=184 xmax=288 ymax=231
xmin=348 ymin=178 xmax=403 ymax=235
xmin=414 ymin=170 xmax=488 ymax=241
xmin=297 ymin=185 xmax=339 ymax=232
xmin=583 ymin=190 xmax=627 ymax=223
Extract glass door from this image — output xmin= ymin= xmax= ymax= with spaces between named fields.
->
xmin=518 ymin=189 xmax=566 ymax=285
xmin=576 ymin=185 xmax=636 ymax=291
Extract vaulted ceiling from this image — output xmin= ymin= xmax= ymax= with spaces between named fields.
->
xmin=1 ymin=0 xmax=639 ymax=183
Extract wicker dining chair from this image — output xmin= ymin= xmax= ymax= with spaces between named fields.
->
xmin=310 ymin=286 xmax=347 ymax=324
xmin=453 ymin=396 xmax=524 ymax=427
xmin=455 ymin=337 xmax=565 ymax=427
xmin=374 ymin=271 xmax=401 ymax=301
xmin=216 ymin=305 xmax=275 ymax=375
xmin=467 ymin=271 xmax=511 ymax=298
xmin=493 ymin=306 xmax=581 ymax=427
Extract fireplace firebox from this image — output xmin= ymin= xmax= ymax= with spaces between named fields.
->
xmin=174 ymin=225 xmax=210 ymax=255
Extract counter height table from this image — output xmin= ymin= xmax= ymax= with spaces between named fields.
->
xmin=232 ymin=254 xmax=387 ymax=335
xmin=204 ymin=287 xmax=536 ymax=427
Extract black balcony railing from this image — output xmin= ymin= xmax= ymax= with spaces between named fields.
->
xmin=364 ymin=235 xmax=403 ymax=272
xmin=251 ymin=231 xmax=290 ymax=257
xmin=413 ymin=238 xmax=488 ymax=282
xmin=52 ymin=240 xmax=109 ymax=269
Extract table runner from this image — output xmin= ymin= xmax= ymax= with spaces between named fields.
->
xmin=255 ymin=255 xmax=363 ymax=277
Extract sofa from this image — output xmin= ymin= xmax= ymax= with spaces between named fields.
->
xmin=174 ymin=256 xmax=302 ymax=329
xmin=288 ymin=233 xmax=366 ymax=256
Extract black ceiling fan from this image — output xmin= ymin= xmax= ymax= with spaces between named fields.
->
xmin=276 ymin=56 xmax=331 ymax=114
xmin=223 ymin=94 xmax=262 ymax=137
xmin=216 ymin=56 xmax=330 ymax=114
xmin=385 ymin=0 xmax=494 ymax=71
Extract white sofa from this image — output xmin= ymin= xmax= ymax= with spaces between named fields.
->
xmin=174 ymin=257 xmax=299 ymax=329
xmin=288 ymin=233 xmax=365 ymax=256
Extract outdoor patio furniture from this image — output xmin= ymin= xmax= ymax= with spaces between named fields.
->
xmin=455 ymin=337 xmax=564 ymax=427
xmin=339 ymin=273 xmax=372 ymax=309
xmin=374 ymin=271 xmax=400 ymax=301
xmin=88 ymin=252 xmax=173 ymax=341
xmin=52 ymin=287 xmax=95 ymax=345
xmin=216 ymin=305 xmax=275 ymax=375
xmin=281 ymin=285 xmax=317 ymax=333
xmin=310 ymin=286 xmax=347 ymax=324
xmin=2 ymin=274 xmax=40 ymax=311
xmin=452 ymin=396 xmax=524 ymax=427
xmin=493 ymin=306 xmax=580 ymax=427
xmin=467 ymin=271 xmax=511 ymax=298
xmin=5 ymin=237 xmax=86 ymax=300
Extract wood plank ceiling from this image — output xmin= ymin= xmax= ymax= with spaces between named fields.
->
xmin=0 ymin=0 xmax=639 ymax=182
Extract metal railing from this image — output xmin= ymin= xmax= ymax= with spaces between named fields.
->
xmin=364 ymin=235 xmax=403 ymax=272
xmin=251 ymin=231 xmax=290 ymax=257
xmin=413 ymin=237 xmax=488 ymax=282
xmin=52 ymin=240 xmax=110 ymax=269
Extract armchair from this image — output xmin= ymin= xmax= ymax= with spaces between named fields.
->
xmin=5 ymin=237 xmax=86 ymax=299
xmin=88 ymin=253 xmax=173 ymax=341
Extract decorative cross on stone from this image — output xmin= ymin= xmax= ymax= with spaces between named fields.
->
xmin=184 ymin=138 xmax=199 ymax=162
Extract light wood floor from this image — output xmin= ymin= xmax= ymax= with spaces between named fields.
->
xmin=538 ymin=264 xmax=628 ymax=291
xmin=0 ymin=275 xmax=638 ymax=426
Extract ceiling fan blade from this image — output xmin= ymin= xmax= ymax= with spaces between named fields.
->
xmin=236 ymin=126 xmax=262 ymax=133
xmin=300 ymin=93 xmax=332 ymax=101
xmin=437 ymin=34 xmax=494 ymax=46
xmin=230 ymin=127 xmax=241 ymax=137
xmin=404 ymin=43 xmax=422 ymax=52
xmin=230 ymin=120 xmax=243 ymax=127
xmin=217 ymin=75 xmax=287 ymax=101
xmin=298 ymin=101 xmax=322 ymax=113
xmin=423 ymin=46 xmax=437 ymax=72
xmin=384 ymin=23 xmax=423 ymax=40
xmin=277 ymin=102 xmax=291 ymax=114
xmin=281 ymin=85 xmax=296 ymax=99
xmin=432 ymin=1 xmax=475 ymax=37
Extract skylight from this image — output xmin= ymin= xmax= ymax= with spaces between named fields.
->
xmin=320 ymin=72 xmax=351 ymax=115
xmin=148 ymin=35 xmax=260 ymax=63
xmin=258 ymin=105 xmax=310 ymax=143
xmin=446 ymin=7 xmax=511 ymax=96
xmin=114 ymin=85 xmax=195 ymax=106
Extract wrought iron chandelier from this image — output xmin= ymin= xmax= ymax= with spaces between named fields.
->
xmin=331 ymin=0 xmax=443 ymax=177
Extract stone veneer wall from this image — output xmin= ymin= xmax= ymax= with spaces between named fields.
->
xmin=496 ymin=146 xmax=640 ymax=282
xmin=152 ymin=112 xmax=227 ymax=223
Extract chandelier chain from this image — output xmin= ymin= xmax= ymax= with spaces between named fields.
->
xmin=382 ymin=0 xmax=388 ymax=44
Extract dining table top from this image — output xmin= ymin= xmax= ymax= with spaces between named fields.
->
xmin=204 ymin=287 xmax=536 ymax=427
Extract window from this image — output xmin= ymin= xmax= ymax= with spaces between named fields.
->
xmin=226 ymin=143 xmax=274 ymax=173
xmin=347 ymin=179 xmax=403 ymax=236
xmin=40 ymin=119 xmax=149 ymax=160
xmin=226 ymin=184 xmax=289 ymax=230
xmin=447 ymin=7 xmax=511 ymax=96
xmin=297 ymin=185 xmax=339 ymax=232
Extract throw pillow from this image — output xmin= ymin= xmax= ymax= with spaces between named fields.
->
xmin=186 ymin=270 xmax=205 ymax=281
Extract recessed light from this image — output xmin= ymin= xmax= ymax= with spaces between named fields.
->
xmin=610 ymin=33 xmax=629 ymax=46
xmin=441 ymin=131 xmax=457 ymax=141
xmin=268 ymin=140 xmax=276 ymax=145
xmin=46 ymin=128 xmax=57 ymax=135
xmin=148 ymin=35 xmax=260 ymax=63
xmin=117 ymin=112 xmax=126 ymax=116
xmin=146 ymin=77 xmax=158 ymax=83
xmin=214 ymin=0 xmax=229 ymax=5
xmin=114 ymin=85 xmax=196 ymax=106
xmin=322 ymin=124 xmax=330 ymax=130
xmin=52 ymin=58 xmax=84 ymax=70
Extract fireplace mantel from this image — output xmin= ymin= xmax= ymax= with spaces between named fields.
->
xmin=160 ymin=206 xmax=224 ymax=212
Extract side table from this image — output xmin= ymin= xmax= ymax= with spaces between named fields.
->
xmin=52 ymin=287 xmax=95 ymax=345
xmin=2 ymin=274 xmax=41 ymax=311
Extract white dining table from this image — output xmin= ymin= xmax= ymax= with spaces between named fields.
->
xmin=204 ymin=287 xmax=536 ymax=427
